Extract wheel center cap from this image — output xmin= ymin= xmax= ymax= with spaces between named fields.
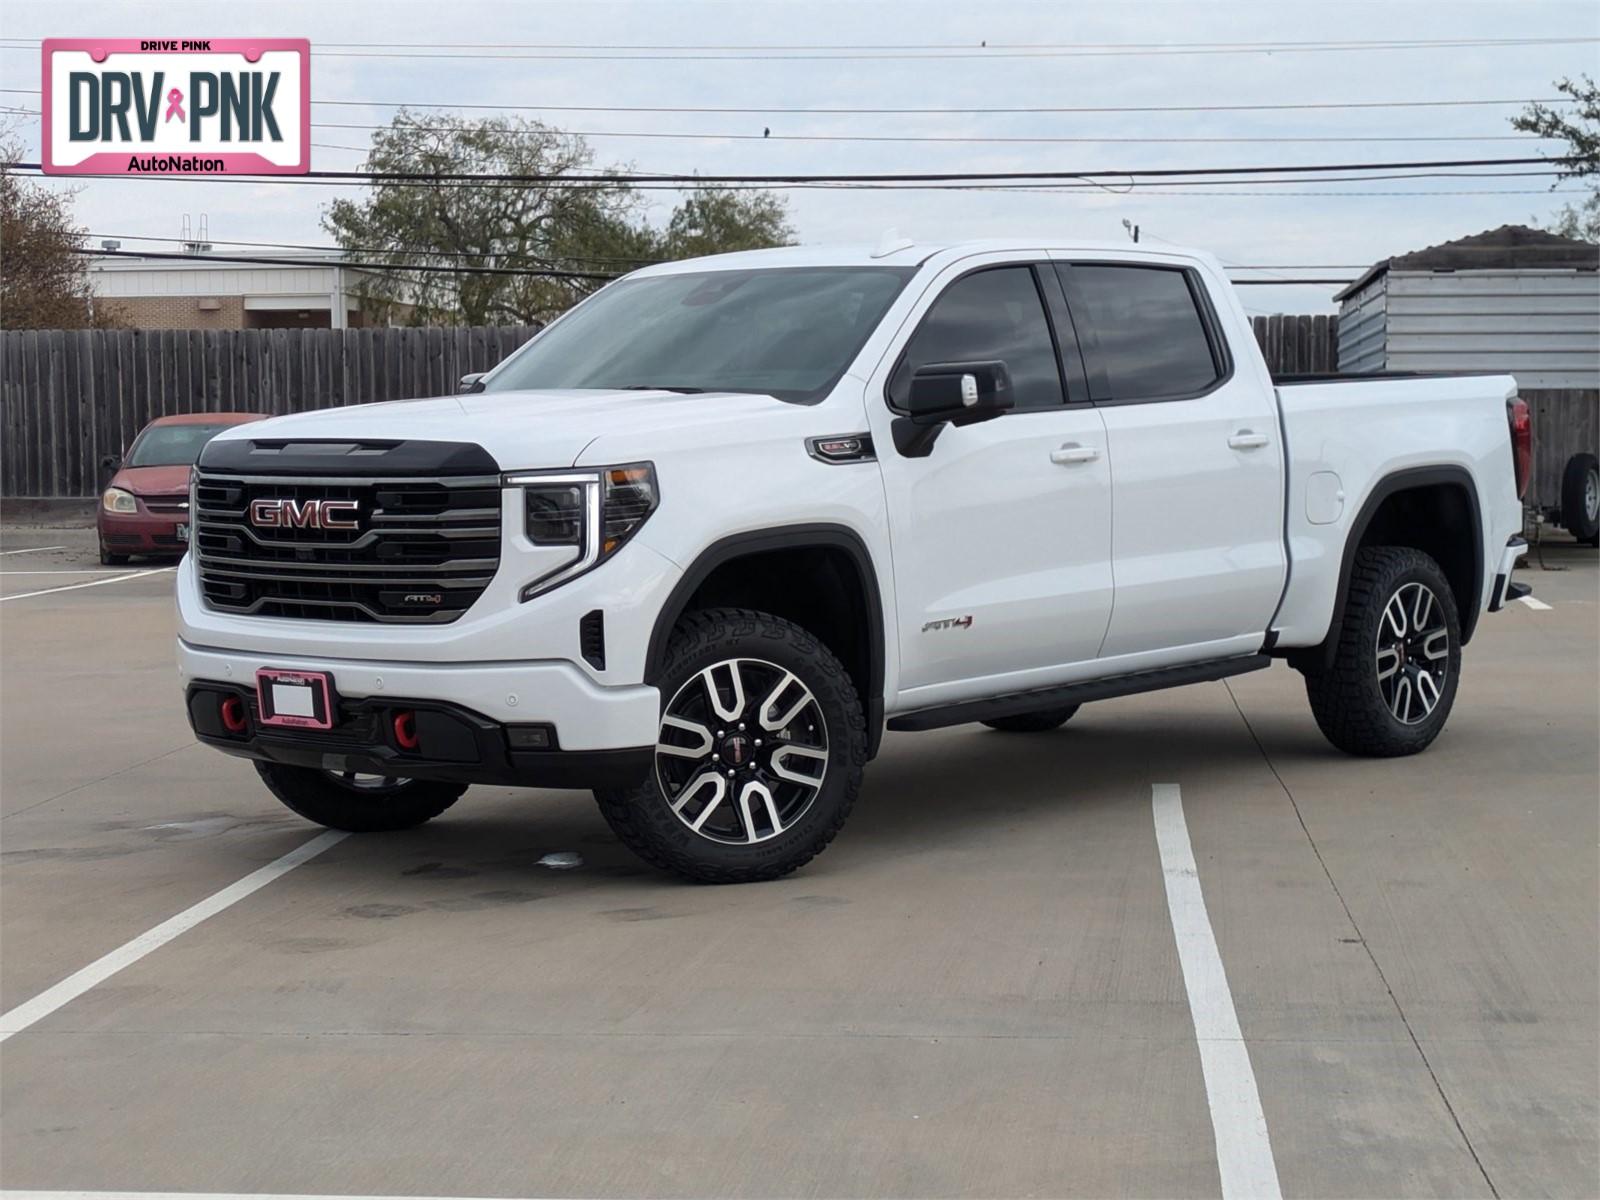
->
xmin=721 ymin=734 xmax=753 ymax=767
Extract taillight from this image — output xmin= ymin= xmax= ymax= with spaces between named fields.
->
xmin=1507 ymin=396 xmax=1532 ymax=500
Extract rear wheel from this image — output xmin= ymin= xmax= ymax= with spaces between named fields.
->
xmin=1561 ymin=453 xmax=1599 ymax=546
xmin=982 ymin=705 xmax=1080 ymax=733
xmin=1303 ymin=546 xmax=1461 ymax=757
xmin=255 ymin=762 xmax=464 ymax=832
xmin=595 ymin=607 xmax=867 ymax=884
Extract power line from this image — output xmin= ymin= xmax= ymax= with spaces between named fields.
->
xmin=2 ymin=101 xmax=1542 ymax=145
xmin=0 ymin=85 xmax=1570 ymax=117
xmin=304 ymin=121 xmax=1543 ymax=146
xmin=79 ymin=247 xmax=615 ymax=280
xmin=93 ymin=230 xmax=1493 ymax=270
xmin=81 ymin=231 xmax=661 ymax=268
xmin=79 ymin=245 xmax=1360 ymax=286
xmin=9 ymin=168 xmax=1571 ymax=197
xmin=7 ymin=155 xmax=1565 ymax=185
xmin=6 ymin=35 xmax=1591 ymax=61
xmin=19 ymin=36 xmax=1583 ymax=50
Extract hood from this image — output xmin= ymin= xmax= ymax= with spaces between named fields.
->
xmin=109 ymin=464 xmax=192 ymax=495
xmin=206 ymin=388 xmax=811 ymax=471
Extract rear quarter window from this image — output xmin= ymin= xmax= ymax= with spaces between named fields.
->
xmin=1057 ymin=264 xmax=1224 ymax=402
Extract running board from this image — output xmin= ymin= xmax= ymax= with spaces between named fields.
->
xmin=886 ymin=654 xmax=1272 ymax=732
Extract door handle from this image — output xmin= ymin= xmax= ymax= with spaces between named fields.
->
xmin=1228 ymin=430 xmax=1270 ymax=450
xmin=1050 ymin=443 xmax=1101 ymax=465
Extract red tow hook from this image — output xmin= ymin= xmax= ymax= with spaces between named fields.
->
xmin=393 ymin=710 xmax=420 ymax=752
xmin=219 ymin=695 xmax=248 ymax=734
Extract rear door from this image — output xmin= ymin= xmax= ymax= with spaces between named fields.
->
xmin=1053 ymin=260 xmax=1286 ymax=660
xmin=868 ymin=258 xmax=1114 ymax=702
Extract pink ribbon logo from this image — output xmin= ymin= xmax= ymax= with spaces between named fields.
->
xmin=164 ymin=88 xmax=185 ymax=123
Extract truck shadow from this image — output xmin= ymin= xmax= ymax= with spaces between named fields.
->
xmin=313 ymin=701 xmax=1348 ymax=896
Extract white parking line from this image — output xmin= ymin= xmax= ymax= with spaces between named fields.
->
xmin=0 ymin=832 xmax=347 ymax=1043
xmin=1518 ymin=595 xmax=1553 ymax=611
xmin=0 ymin=545 xmax=66 ymax=556
xmin=0 ymin=570 xmax=153 ymax=576
xmin=0 ymin=567 xmax=173 ymax=603
xmin=1152 ymin=783 xmax=1282 ymax=1200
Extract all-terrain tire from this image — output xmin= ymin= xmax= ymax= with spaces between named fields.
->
xmin=982 ymin=705 xmax=1081 ymax=733
xmin=255 ymin=762 xmax=464 ymax=832
xmin=1560 ymin=452 xmax=1599 ymax=546
xmin=594 ymin=607 xmax=867 ymax=884
xmin=1303 ymin=546 xmax=1462 ymax=757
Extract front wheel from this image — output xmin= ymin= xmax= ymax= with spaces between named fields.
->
xmin=1303 ymin=546 xmax=1462 ymax=757
xmin=595 ymin=607 xmax=867 ymax=883
xmin=255 ymin=762 xmax=465 ymax=832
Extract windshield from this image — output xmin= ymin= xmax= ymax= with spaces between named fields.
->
xmin=483 ymin=266 xmax=915 ymax=404
xmin=126 ymin=424 xmax=237 ymax=468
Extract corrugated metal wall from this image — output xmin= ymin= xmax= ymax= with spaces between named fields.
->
xmin=1336 ymin=274 xmax=1387 ymax=374
xmin=1338 ymin=269 xmax=1600 ymax=388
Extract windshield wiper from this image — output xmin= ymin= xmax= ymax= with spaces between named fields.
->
xmin=620 ymin=384 xmax=706 ymax=394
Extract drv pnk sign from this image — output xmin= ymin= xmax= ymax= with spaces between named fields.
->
xmin=42 ymin=38 xmax=309 ymax=175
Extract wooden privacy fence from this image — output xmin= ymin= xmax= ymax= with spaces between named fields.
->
xmin=2 ymin=316 xmax=1341 ymax=499
xmin=1 ymin=325 xmax=540 ymax=498
xmin=1250 ymin=313 xmax=1340 ymax=375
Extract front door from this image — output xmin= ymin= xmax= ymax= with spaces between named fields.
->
xmin=869 ymin=260 xmax=1115 ymax=703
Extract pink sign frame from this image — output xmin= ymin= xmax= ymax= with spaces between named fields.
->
xmin=41 ymin=37 xmax=310 ymax=175
xmin=255 ymin=668 xmax=335 ymax=730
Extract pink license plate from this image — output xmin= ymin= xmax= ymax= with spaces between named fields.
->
xmin=255 ymin=668 xmax=335 ymax=730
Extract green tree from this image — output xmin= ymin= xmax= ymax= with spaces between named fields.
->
xmin=323 ymin=110 xmax=642 ymax=326
xmin=324 ymin=113 xmax=795 ymax=327
xmin=662 ymin=187 xmax=796 ymax=258
xmin=1513 ymin=75 xmax=1600 ymax=242
xmin=0 ymin=152 xmax=122 ymax=329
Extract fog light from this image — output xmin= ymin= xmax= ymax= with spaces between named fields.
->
xmin=393 ymin=710 xmax=420 ymax=751
xmin=219 ymin=695 xmax=248 ymax=734
xmin=507 ymin=724 xmax=556 ymax=750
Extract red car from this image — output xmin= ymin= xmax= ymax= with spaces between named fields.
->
xmin=99 ymin=412 xmax=267 ymax=565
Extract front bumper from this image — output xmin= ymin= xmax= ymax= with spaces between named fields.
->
xmin=178 ymin=639 xmax=660 ymax=754
xmin=186 ymin=682 xmax=651 ymax=790
xmin=99 ymin=505 xmax=188 ymax=555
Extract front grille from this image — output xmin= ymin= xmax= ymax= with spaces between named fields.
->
xmin=194 ymin=472 xmax=502 ymax=623
xmin=144 ymin=497 xmax=190 ymax=514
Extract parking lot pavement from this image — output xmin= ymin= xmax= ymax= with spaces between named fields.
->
xmin=0 ymin=534 xmax=1594 ymax=1198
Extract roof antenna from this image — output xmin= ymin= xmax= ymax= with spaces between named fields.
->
xmin=871 ymin=228 xmax=915 ymax=259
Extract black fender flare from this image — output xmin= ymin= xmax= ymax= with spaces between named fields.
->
xmin=1302 ymin=464 xmax=1484 ymax=670
xmin=644 ymin=524 xmax=888 ymax=757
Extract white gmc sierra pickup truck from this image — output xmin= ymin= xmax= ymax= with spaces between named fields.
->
xmin=178 ymin=239 xmax=1534 ymax=882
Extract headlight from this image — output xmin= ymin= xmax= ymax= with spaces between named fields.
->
xmin=101 ymin=487 xmax=137 ymax=514
xmin=504 ymin=463 xmax=658 ymax=600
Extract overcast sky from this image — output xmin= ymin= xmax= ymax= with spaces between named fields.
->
xmin=4 ymin=0 xmax=1595 ymax=314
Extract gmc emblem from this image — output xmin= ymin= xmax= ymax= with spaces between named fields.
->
xmin=249 ymin=498 xmax=360 ymax=530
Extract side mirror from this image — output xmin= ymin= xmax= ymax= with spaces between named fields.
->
xmin=906 ymin=360 xmax=1013 ymax=425
xmin=894 ymin=361 xmax=1013 ymax=458
xmin=458 ymin=372 xmax=486 ymax=394
xmin=100 ymin=453 xmax=121 ymax=472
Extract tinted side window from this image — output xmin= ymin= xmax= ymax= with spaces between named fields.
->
xmin=889 ymin=266 xmax=1064 ymax=411
xmin=1058 ymin=265 xmax=1222 ymax=401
